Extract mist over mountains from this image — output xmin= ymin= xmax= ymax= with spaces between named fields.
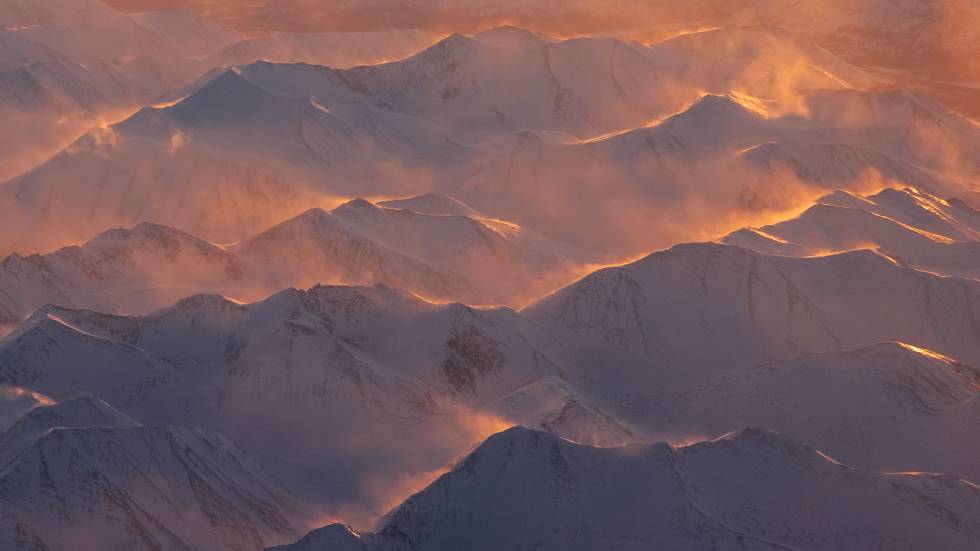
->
xmin=1 ymin=1 xmax=979 ymax=550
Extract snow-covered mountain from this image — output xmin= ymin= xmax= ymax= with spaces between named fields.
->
xmin=203 ymin=28 xmax=440 ymax=70
xmin=651 ymin=342 xmax=980 ymax=484
xmin=0 ymin=1 xmax=442 ymax=183
xmin=270 ymin=426 xmax=980 ymax=551
xmin=3 ymin=7 xmax=980 ymax=549
xmin=725 ymin=187 xmax=980 ymax=279
xmin=0 ymin=394 xmax=138 ymax=467
xmin=238 ymin=198 xmax=594 ymax=306
xmin=6 ymin=24 xmax=951 ymax=256
xmin=377 ymin=192 xmax=481 ymax=217
xmin=0 ymin=4 xmax=248 ymax=181
xmin=0 ymin=194 xmax=589 ymax=328
xmin=0 ymin=424 xmax=305 ymax=551
xmin=0 ymin=390 xmax=308 ymax=551
xmin=0 ymin=284 xmax=579 ymax=520
xmin=0 ymin=222 xmax=244 ymax=327
xmin=524 ymin=241 xmax=980 ymax=393
xmin=482 ymin=375 xmax=637 ymax=447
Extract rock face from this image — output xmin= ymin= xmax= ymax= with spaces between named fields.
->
xmin=270 ymin=427 xmax=980 ymax=551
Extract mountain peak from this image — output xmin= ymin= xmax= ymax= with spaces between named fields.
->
xmin=87 ymin=221 xmax=202 ymax=249
xmin=156 ymin=293 xmax=245 ymax=317
xmin=714 ymin=427 xmax=813 ymax=450
xmin=166 ymin=68 xmax=301 ymax=125
xmin=376 ymin=193 xmax=480 ymax=217
xmin=336 ymin=198 xmax=376 ymax=210
xmin=265 ymin=523 xmax=363 ymax=551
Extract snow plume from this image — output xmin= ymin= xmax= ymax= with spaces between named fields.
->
xmin=331 ymin=407 xmax=513 ymax=531
xmin=0 ymin=106 xmax=133 ymax=181
xmin=438 ymin=133 xmax=895 ymax=258
xmin=66 ymin=121 xmax=121 ymax=157
xmin=207 ymin=389 xmax=513 ymax=532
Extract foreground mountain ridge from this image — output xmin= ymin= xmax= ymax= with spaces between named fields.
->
xmin=269 ymin=426 xmax=980 ymax=551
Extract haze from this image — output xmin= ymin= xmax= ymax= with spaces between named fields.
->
xmin=1 ymin=1 xmax=979 ymax=550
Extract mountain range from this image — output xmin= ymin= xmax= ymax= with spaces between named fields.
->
xmin=5 ymin=24 xmax=978 ymax=257
xmin=270 ymin=426 xmax=980 ymax=551
xmin=0 ymin=193 xmax=593 ymax=332
xmin=3 ymin=2 xmax=980 ymax=549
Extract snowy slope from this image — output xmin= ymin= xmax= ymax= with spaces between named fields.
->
xmin=204 ymin=29 xmax=440 ymax=70
xmin=819 ymin=187 xmax=980 ymax=241
xmin=376 ymin=192 xmax=481 ymax=217
xmin=0 ymin=194 xmax=590 ymax=327
xmin=0 ymin=385 xmax=308 ymax=551
xmin=235 ymin=206 xmax=480 ymax=304
xmin=724 ymin=187 xmax=980 ymax=279
xmin=656 ymin=342 xmax=980 ymax=484
xmin=0 ymin=394 xmax=138 ymax=468
xmin=0 ymin=222 xmax=245 ymax=325
xmin=482 ymin=375 xmax=637 ymax=447
xmin=524 ymin=242 xmax=980 ymax=393
xmin=0 ymin=309 xmax=179 ymax=406
xmin=5 ymin=26 xmax=977 ymax=256
xmin=237 ymin=195 xmax=597 ymax=307
xmin=271 ymin=426 xmax=980 ymax=551
xmin=0 ymin=425 xmax=305 ymax=551
xmin=0 ymin=285 xmax=578 ymax=519
xmin=0 ymin=114 xmax=322 ymax=254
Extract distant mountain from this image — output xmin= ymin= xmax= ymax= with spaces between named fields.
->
xmin=0 ymin=194 xmax=588 ymax=327
xmin=239 ymin=198 xmax=593 ymax=306
xmin=0 ymin=3 xmax=437 ymax=183
xmin=0 ymin=0 xmax=120 ymax=28
xmin=203 ymin=28 xmax=440 ymax=70
xmin=377 ymin=192 xmax=481 ymax=217
xmin=270 ymin=426 xmax=980 ymax=551
xmin=5 ymin=26 xmax=976 ymax=256
xmin=0 ymin=222 xmax=244 ymax=326
xmin=724 ymin=187 xmax=980 ymax=279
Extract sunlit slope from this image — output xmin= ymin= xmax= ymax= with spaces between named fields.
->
xmin=5 ymin=26 xmax=976 ymax=258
